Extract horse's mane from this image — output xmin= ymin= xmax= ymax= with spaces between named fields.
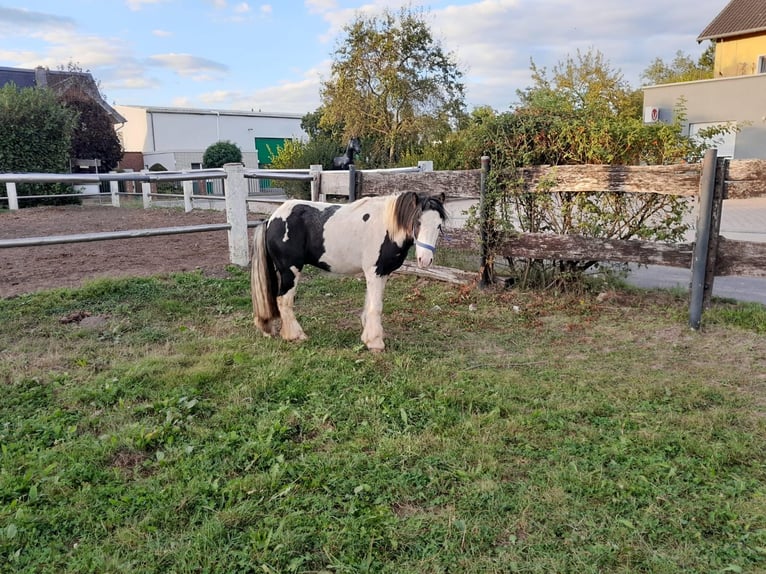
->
xmin=385 ymin=192 xmax=446 ymax=243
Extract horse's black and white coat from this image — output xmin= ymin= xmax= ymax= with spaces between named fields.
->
xmin=251 ymin=191 xmax=446 ymax=351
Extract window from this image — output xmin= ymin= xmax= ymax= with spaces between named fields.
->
xmin=689 ymin=122 xmax=736 ymax=158
xmin=758 ymin=55 xmax=766 ymax=74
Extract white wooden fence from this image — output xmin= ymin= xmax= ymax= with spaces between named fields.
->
xmin=0 ymin=162 xmax=433 ymax=267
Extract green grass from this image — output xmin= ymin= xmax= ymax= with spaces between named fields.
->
xmin=1 ymin=267 xmax=765 ymax=573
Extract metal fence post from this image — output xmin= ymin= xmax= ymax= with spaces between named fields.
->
xmin=689 ymin=148 xmax=718 ymax=330
xmin=223 ymin=163 xmax=250 ymax=266
xmin=7 ymin=182 xmax=19 ymax=211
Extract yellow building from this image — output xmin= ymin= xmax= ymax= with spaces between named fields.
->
xmin=643 ymin=0 xmax=766 ymax=159
xmin=698 ymin=0 xmax=766 ymax=77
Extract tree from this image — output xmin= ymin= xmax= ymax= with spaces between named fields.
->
xmin=517 ymin=49 xmax=638 ymax=118
xmin=61 ymin=91 xmax=123 ymax=171
xmin=0 ymin=83 xmax=79 ymax=206
xmin=641 ymin=45 xmax=715 ymax=86
xmin=468 ymin=49 xmax=702 ymax=288
xmin=320 ymin=6 xmax=466 ymax=166
xmin=202 ymin=140 xmax=242 ymax=168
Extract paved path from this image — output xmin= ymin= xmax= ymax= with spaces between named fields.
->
xmin=626 ymin=197 xmax=766 ymax=304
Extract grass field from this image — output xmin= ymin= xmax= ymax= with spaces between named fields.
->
xmin=1 ymin=266 xmax=765 ymax=573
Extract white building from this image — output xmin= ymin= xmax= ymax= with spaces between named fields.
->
xmin=642 ymin=0 xmax=766 ymax=159
xmin=115 ymin=105 xmax=306 ymax=171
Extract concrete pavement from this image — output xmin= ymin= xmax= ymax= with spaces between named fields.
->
xmin=625 ymin=197 xmax=766 ymax=305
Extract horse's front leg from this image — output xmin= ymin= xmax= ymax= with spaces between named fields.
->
xmin=361 ymin=272 xmax=388 ymax=352
xmin=277 ymin=267 xmax=307 ymax=342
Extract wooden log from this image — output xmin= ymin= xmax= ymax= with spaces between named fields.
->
xmin=357 ymin=160 xmax=766 ymax=200
xmin=359 ymin=170 xmax=481 ymax=199
xmin=396 ymin=261 xmax=476 ymax=285
xmin=725 ymin=159 xmax=766 ymax=199
xmin=497 ymin=232 xmax=694 ymax=268
xmin=714 ymin=237 xmax=766 ymax=277
xmin=517 ymin=164 xmax=702 ymax=196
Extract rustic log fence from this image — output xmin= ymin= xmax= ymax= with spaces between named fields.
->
xmin=350 ymin=153 xmax=766 ymax=328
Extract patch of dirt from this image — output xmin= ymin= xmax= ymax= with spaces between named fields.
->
xmin=1 ymin=205 xmax=248 ymax=298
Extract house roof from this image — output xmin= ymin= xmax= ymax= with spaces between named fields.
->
xmin=0 ymin=66 xmax=126 ymax=124
xmin=698 ymin=0 xmax=766 ymax=41
xmin=116 ymin=104 xmax=304 ymax=120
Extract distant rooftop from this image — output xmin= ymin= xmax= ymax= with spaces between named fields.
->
xmin=116 ymin=104 xmax=304 ymax=119
xmin=698 ymin=0 xmax=766 ymax=41
xmin=0 ymin=66 xmax=126 ymax=124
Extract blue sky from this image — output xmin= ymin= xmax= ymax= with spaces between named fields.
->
xmin=0 ymin=0 xmax=726 ymax=114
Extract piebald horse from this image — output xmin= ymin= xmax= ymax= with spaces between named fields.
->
xmin=251 ymin=192 xmax=447 ymax=351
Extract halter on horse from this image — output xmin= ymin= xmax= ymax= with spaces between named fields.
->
xmin=251 ymin=192 xmax=447 ymax=351
xmin=332 ymin=137 xmax=361 ymax=170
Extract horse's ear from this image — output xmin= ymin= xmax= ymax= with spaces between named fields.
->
xmin=405 ymin=191 xmax=419 ymax=208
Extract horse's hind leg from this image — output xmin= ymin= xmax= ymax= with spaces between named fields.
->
xmin=255 ymin=316 xmax=279 ymax=337
xmin=277 ymin=267 xmax=307 ymax=342
xmin=361 ymin=273 xmax=388 ymax=352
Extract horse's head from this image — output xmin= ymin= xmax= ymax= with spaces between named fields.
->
xmin=392 ymin=192 xmax=447 ymax=268
xmin=349 ymin=137 xmax=361 ymax=155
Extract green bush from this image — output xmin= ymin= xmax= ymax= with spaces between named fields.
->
xmin=202 ymin=140 xmax=242 ymax=168
xmin=269 ymin=138 xmax=340 ymax=199
xmin=0 ymin=83 xmax=79 ymax=207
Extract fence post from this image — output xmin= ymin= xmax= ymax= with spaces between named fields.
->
xmin=310 ymin=164 xmax=322 ymax=202
xmin=348 ymin=165 xmax=357 ymax=201
xmin=689 ymin=148 xmax=718 ymax=330
xmin=182 ymin=180 xmax=193 ymax=212
xmin=7 ymin=182 xmax=19 ymax=211
xmin=141 ymin=179 xmax=152 ymax=209
xmin=223 ymin=163 xmax=250 ymax=266
xmin=479 ymin=155 xmax=495 ymax=287
xmin=702 ymin=158 xmax=727 ymax=309
xmin=109 ymin=176 xmax=120 ymax=208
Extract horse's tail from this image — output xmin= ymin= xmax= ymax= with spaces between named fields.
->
xmin=251 ymin=222 xmax=280 ymax=335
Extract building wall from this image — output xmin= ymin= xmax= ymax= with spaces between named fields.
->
xmin=643 ymin=74 xmax=766 ymax=159
xmin=114 ymin=105 xmax=306 ymax=156
xmin=118 ymin=151 xmax=144 ymax=172
xmin=714 ymin=33 xmax=766 ymax=77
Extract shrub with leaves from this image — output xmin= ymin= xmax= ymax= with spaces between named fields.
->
xmin=464 ymin=49 xmax=720 ymax=289
xmin=0 ymin=83 xmax=79 ymax=207
xmin=202 ymin=140 xmax=243 ymax=169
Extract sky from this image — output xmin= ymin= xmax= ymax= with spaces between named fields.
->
xmin=0 ymin=0 xmax=727 ymax=115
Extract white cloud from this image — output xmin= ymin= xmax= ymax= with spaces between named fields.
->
xmin=147 ymin=53 xmax=229 ymax=79
xmin=171 ymin=96 xmax=194 ymax=107
xmin=125 ymin=0 xmax=171 ymax=11
xmin=234 ymin=3 xmax=251 ymax=14
xmin=0 ymin=6 xmax=75 ymax=33
xmin=152 ymin=29 xmax=173 ymax=37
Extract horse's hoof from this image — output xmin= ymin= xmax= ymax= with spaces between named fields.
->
xmin=364 ymin=340 xmax=385 ymax=352
xmin=282 ymin=333 xmax=308 ymax=342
